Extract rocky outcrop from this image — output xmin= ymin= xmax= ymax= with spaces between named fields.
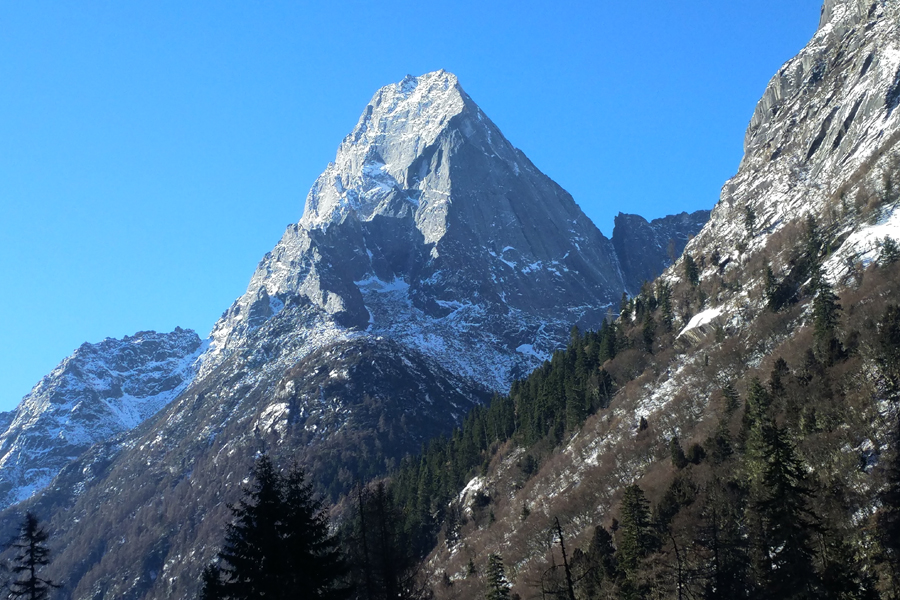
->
xmin=0 ymin=328 xmax=202 ymax=508
xmin=611 ymin=210 xmax=710 ymax=293
xmin=684 ymin=0 xmax=900 ymax=290
xmin=0 ymin=71 xmax=638 ymax=600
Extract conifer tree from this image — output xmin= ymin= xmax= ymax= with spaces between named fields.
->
xmin=200 ymin=565 xmax=226 ymax=600
xmin=565 ymin=375 xmax=586 ymax=432
xmin=877 ymin=304 xmax=900 ymax=400
xmin=804 ymin=214 xmax=823 ymax=266
xmin=8 ymin=512 xmax=59 ymax=600
xmin=347 ymin=482 xmax=429 ymax=600
xmin=617 ymin=485 xmax=656 ymax=575
xmin=744 ymin=205 xmax=757 ymax=237
xmin=581 ymin=526 xmax=616 ymax=596
xmin=812 ymin=274 xmax=842 ymax=364
xmin=642 ymin=314 xmax=657 ymax=354
xmin=485 ymin=554 xmax=511 ymax=600
xmin=599 ymin=320 xmax=618 ymax=363
xmin=876 ymin=419 xmax=900 ymax=592
xmin=670 ymin=437 xmax=688 ymax=470
xmin=764 ymin=264 xmax=779 ymax=311
xmin=720 ymin=382 xmax=740 ymax=415
xmin=282 ymin=465 xmax=347 ymax=598
xmin=696 ymin=480 xmax=749 ymax=600
xmin=880 ymin=236 xmax=900 ymax=264
xmin=749 ymin=424 xmax=821 ymax=599
xmin=684 ymin=255 xmax=700 ymax=287
xmin=213 ymin=455 xmax=348 ymax=600
xmin=657 ymin=281 xmax=674 ymax=333
xmin=217 ymin=455 xmax=286 ymax=599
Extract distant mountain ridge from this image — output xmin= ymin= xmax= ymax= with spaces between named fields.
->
xmin=612 ymin=209 xmax=711 ymax=294
xmin=0 ymin=328 xmax=202 ymax=508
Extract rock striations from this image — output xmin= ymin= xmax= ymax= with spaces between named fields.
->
xmin=683 ymin=0 xmax=900 ymax=291
xmin=202 ymin=70 xmax=626 ymax=392
xmin=0 ymin=329 xmax=202 ymax=509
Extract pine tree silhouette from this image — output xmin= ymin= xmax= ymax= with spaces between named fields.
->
xmin=8 ymin=513 xmax=59 ymax=600
xmin=208 ymin=455 xmax=348 ymax=600
xmin=749 ymin=424 xmax=821 ymax=599
xmin=485 ymin=553 xmax=511 ymax=600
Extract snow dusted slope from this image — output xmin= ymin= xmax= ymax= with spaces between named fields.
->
xmin=418 ymin=2 xmax=900 ymax=589
xmin=681 ymin=0 xmax=900 ymax=293
xmin=0 ymin=329 xmax=202 ymax=508
xmin=203 ymin=70 xmax=626 ymax=391
xmin=0 ymin=71 xmax=638 ymax=600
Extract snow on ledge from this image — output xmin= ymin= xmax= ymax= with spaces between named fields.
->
xmin=823 ymin=203 xmax=900 ymax=284
xmin=677 ymin=307 xmax=723 ymax=338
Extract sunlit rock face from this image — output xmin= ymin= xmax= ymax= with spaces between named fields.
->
xmin=0 ymin=70 xmax=702 ymax=600
xmin=203 ymin=70 xmax=628 ymax=394
xmin=684 ymin=0 xmax=900 ymax=283
xmin=0 ymin=328 xmax=202 ymax=508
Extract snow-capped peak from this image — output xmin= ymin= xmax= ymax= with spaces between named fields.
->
xmin=300 ymin=70 xmax=469 ymax=229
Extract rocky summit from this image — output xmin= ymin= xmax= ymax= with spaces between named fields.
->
xmin=203 ymin=70 xmax=629 ymax=392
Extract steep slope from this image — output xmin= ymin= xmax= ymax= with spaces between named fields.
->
xmin=0 ymin=329 xmax=202 ymax=509
xmin=685 ymin=0 xmax=900 ymax=289
xmin=0 ymin=71 xmax=635 ymax=600
xmin=202 ymin=70 xmax=625 ymax=391
xmin=611 ymin=209 xmax=710 ymax=293
xmin=407 ymin=1 xmax=900 ymax=597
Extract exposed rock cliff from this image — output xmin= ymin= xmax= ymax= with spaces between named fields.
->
xmin=0 ymin=71 xmax=641 ymax=600
xmin=684 ymin=0 xmax=900 ymax=291
xmin=203 ymin=70 xmax=626 ymax=392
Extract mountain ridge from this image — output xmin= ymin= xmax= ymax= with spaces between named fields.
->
xmin=409 ymin=1 xmax=900 ymax=597
xmin=0 ymin=328 xmax=202 ymax=509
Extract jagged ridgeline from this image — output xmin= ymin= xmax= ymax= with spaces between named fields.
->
xmin=0 ymin=69 xmax=704 ymax=598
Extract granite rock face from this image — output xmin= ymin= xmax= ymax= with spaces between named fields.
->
xmin=0 ymin=328 xmax=202 ymax=508
xmin=204 ymin=70 xmax=626 ymax=391
xmin=681 ymin=0 xmax=900 ymax=289
xmin=612 ymin=210 xmax=710 ymax=293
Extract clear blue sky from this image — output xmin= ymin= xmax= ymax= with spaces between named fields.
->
xmin=0 ymin=0 xmax=823 ymax=410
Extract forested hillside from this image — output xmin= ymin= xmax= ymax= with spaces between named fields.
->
xmin=379 ymin=200 xmax=900 ymax=599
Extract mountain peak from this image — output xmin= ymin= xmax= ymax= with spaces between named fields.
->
xmin=396 ymin=69 xmax=459 ymax=96
xmin=300 ymin=70 xmax=471 ymax=228
xmin=207 ymin=70 xmax=627 ymax=382
xmin=0 ymin=328 xmax=203 ymax=508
